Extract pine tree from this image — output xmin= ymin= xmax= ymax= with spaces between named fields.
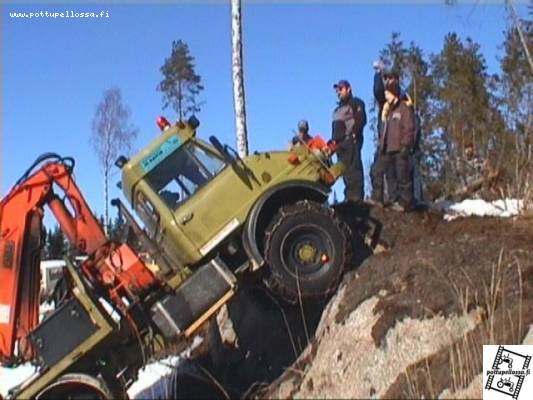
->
xmin=378 ymin=32 xmax=407 ymax=77
xmin=158 ymin=40 xmax=204 ymax=121
xmin=45 ymin=226 xmax=66 ymax=259
xmin=107 ymin=213 xmax=127 ymax=243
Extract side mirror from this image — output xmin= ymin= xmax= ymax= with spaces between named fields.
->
xmin=188 ymin=115 xmax=200 ymax=129
xmin=115 ymin=155 xmax=129 ymax=169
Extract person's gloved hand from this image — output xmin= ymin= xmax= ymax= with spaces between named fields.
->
xmin=400 ymin=145 xmax=412 ymax=158
xmin=373 ymin=60 xmax=385 ymax=72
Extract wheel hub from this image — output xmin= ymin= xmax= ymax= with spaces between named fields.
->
xmin=297 ymin=243 xmax=317 ymax=263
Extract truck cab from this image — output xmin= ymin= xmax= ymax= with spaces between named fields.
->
xmin=120 ymin=118 xmax=342 ymax=281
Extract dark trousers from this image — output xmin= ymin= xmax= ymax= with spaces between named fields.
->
xmin=371 ymin=151 xmax=413 ymax=206
xmin=412 ymin=152 xmax=424 ymax=202
xmin=337 ymin=138 xmax=364 ymax=202
xmin=371 ymin=149 xmax=398 ymax=202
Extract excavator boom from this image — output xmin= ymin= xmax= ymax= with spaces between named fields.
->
xmin=0 ymin=154 xmax=107 ymax=364
xmin=0 ymin=147 xmax=239 ymax=399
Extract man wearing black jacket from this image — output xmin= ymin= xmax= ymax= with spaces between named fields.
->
xmin=332 ymin=79 xmax=367 ymax=202
xmin=371 ymin=80 xmax=416 ymax=211
xmin=372 ymin=63 xmax=400 ymax=204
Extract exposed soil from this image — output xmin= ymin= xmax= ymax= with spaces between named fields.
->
xmin=336 ymin=205 xmax=533 ymax=346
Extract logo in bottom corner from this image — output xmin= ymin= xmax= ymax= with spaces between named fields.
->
xmin=484 ymin=345 xmax=532 ymax=399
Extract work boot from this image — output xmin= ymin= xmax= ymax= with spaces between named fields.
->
xmin=390 ymin=202 xmax=406 ymax=212
xmin=365 ymin=198 xmax=384 ymax=208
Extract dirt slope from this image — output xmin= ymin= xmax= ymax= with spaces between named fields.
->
xmin=255 ymin=206 xmax=533 ymax=399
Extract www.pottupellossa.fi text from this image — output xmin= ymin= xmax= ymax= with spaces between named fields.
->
xmin=9 ymin=11 xmax=110 ymax=19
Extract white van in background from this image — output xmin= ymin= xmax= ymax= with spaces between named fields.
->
xmin=40 ymin=256 xmax=88 ymax=302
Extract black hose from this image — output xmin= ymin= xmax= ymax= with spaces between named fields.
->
xmin=16 ymin=153 xmax=76 ymax=186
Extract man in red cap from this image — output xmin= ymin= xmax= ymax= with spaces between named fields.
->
xmin=331 ymin=79 xmax=367 ymax=203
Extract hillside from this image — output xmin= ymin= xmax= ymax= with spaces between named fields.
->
xmin=186 ymin=203 xmax=533 ymax=399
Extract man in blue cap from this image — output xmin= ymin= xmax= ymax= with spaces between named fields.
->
xmin=331 ymin=79 xmax=367 ymax=203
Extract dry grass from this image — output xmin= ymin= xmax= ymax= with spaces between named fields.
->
xmin=406 ymin=248 xmax=525 ymax=398
xmin=405 ymin=359 xmax=437 ymax=399
xmin=448 ymin=250 xmax=524 ymax=395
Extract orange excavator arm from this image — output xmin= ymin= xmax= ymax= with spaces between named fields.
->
xmin=0 ymin=154 xmax=107 ymax=365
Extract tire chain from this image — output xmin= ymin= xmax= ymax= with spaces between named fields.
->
xmin=263 ymin=199 xmax=353 ymax=303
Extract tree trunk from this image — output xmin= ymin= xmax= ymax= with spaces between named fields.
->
xmin=178 ymin=80 xmax=183 ymax=121
xmin=506 ymin=0 xmax=533 ymax=74
xmin=231 ymin=0 xmax=249 ymax=158
xmin=104 ymin=168 xmax=109 ymax=235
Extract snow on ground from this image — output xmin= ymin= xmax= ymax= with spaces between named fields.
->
xmin=1 ymin=297 xmax=204 ymax=399
xmin=0 ymin=357 xmax=180 ymax=399
xmin=127 ymin=356 xmax=182 ymax=399
xmin=127 ymin=336 xmax=204 ymax=399
xmin=0 ymin=363 xmax=37 ymax=397
xmin=435 ymin=198 xmax=523 ymax=221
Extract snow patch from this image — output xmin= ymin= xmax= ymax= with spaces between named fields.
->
xmin=434 ymin=198 xmax=523 ymax=220
xmin=1 ymin=299 xmax=204 ymax=398
xmin=0 ymin=356 xmax=181 ymax=399
xmin=127 ymin=356 xmax=182 ymax=399
xmin=0 ymin=364 xmax=37 ymax=397
xmin=127 ymin=336 xmax=204 ymax=399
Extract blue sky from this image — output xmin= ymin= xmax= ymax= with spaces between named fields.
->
xmin=1 ymin=1 xmax=528 ymax=225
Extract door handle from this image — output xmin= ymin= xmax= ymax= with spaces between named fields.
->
xmin=179 ymin=212 xmax=194 ymax=225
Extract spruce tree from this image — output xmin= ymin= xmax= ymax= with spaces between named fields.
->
xmin=430 ymin=34 xmax=499 ymax=193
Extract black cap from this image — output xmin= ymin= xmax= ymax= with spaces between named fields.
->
xmin=385 ymin=81 xmax=401 ymax=98
xmin=297 ymin=119 xmax=309 ymax=131
xmin=384 ymin=69 xmax=400 ymax=80
xmin=333 ymin=79 xmax=351 ymax=89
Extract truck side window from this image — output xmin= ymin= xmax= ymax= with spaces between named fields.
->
xmin=145 ymin=142 xmax=225 ymax=208
xmin=135 ymin=191 xmax=159 ymax=237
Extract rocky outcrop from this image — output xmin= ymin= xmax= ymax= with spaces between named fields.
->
xmin=257 ymin=210 xmax=533 ymax=399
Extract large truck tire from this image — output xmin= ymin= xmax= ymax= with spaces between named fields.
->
xmin=35 ymin=373 xmax=116 ymax=400
xmin=263 ymin=200 xmax=352 ymax=303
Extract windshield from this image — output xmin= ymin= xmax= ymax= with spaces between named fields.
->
xmin=145 ymin=142 xmax=225 ymax=209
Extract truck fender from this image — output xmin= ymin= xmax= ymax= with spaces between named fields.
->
xmin=242 ymin=181 xmax=329 ymax=271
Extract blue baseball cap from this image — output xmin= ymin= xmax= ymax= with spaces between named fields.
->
xmin=333 ymin=79 xmax=351 ymax=89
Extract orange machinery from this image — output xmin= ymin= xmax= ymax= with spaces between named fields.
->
xmin=0 ymin=153 xmax=159 ymax=366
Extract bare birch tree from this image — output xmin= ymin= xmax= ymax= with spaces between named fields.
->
xmin=91 ymin=87 xmax=137 ymax=233
xmin=231 ymin=0 xmax=249 ymax=157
